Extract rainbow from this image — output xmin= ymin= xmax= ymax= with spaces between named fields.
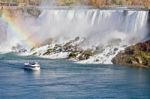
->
xmin=1 ymin=9 xmax=35 ymax=48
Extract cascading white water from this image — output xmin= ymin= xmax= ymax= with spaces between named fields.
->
xmin=36 ymin=9 xmax=149 ymax=47
xmin=0 ymin=8 xmax=149 ymax=52
xmin=0 ymin=18 xmax=7 ymax=43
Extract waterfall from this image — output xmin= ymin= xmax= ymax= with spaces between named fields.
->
xmin=0 ymin=18 xmax=7 ymax=44
xmin=37 ymin=9 xmax=149 ymax=47
xmin=0 ymin=8 xmax=149 ymax=52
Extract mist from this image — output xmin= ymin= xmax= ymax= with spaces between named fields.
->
xmin=0 ymin=7 xmax=149 ymax=52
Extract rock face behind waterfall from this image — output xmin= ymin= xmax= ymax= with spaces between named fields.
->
xmin=148 ymin=10 xmax=150 ymax=37
xmin=112 ymin=40 xmax=150 ymax=68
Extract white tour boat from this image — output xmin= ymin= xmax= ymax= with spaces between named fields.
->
xmin=24 ymin=62 xmax=40 ymax=71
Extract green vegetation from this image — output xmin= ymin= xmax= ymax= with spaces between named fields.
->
xmin=59 ymin=0 xmax=77 ymax=5
xmin=32 ymin=52 xmax=37 ymax=55
xmin=43 ymin=48 xmax=53 ymax=55
xmin=68 ymin=51 xmax=78 ymax=59
xmin=30 ymin=47 xmax=35 ymax=52
xmin=68 ymin=49 xmax=94 ymax=60
xmin=79 ymin=49 xmax=94 ymax=60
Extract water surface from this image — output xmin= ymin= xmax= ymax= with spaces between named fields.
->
xmin=0 ymin=53 xmax=150 ymax=99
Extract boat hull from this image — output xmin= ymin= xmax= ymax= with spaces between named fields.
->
xmin=24 ymin=65 xmax=40 ymax=71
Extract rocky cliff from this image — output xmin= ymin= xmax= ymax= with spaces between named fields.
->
xmin=112 ymin=40 xmax=150 ymax=68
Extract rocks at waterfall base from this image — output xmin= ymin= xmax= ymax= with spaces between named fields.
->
xmin=30 ymin=37 xmax=126 ymax=63
xmin=26 ymin=8 xmax=41 ymax=17
xmin=30 ymin=37 xmax=94 ymax=61
xmin=14 ymin=36 xmax=150 ymax=67
xmin=112 ymin=40 xmax=150 ymax=68
xmin=68 ymin=49 xmax=94 ymax=60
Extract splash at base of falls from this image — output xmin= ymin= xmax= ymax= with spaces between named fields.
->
xmin=22 ymin=37 xmax=128 ymax=64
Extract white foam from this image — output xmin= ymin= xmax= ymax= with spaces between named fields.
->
xmin=77 ymin=45 xmax=126 ymax=64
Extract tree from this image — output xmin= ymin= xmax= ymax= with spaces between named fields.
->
xmin=58 ymin=0 xmax=78 ymax=5
xmin=112 ymin=0 xmax=121 ymax=5
xmin=143 ymin=0 xmax=150 ymax=8
xmin=106 ymin=0 xmax=112 ymax=5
